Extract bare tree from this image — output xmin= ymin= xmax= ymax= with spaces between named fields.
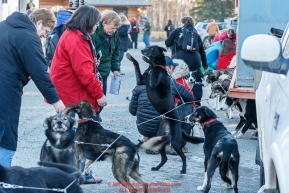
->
xmin=147 ymin=0 xmax=195 ymax=31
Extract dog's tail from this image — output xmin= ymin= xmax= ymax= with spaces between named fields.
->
xmin=182 ymin=130 xmax=204 ymax=144
xmin=136 ymin=136 xmax=170 ymax=151
xmin=62 ymin=104 xmax=79 ymax=116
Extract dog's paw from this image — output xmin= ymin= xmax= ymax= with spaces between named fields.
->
xmin=234 ymin=133 xmax=244 ymax=139
xmin=227 ymin=183 xmax=233 ymax=189
xmin=197 ymin=185 xmax=205 ymax=191
xmin=126 ymin=53 xmax=137 ymax=63
xmin=180 ymin=169 xmax=186 ymax=174
xmin=142 ymin=56 xmax=152 ymax=64
xmin=231 ymin=131 xmax=238 ymax=136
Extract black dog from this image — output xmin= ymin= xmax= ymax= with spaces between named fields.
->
xmin=220 ymin=98 xmax=257 ymax=138
xmin=185 ymin=106 xmax=240 ymax=193
xmin=0 ymin=162 xmax=84 ymax=193
xmin=65 ymin=100 xmax=171 ymax=193
xmin=126 ymin=46 xmax=204 ymax=174
xmin=40 ymin=114 xmax=76 ymax=166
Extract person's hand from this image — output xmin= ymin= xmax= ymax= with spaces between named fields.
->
xmin=52 ymin=100 xmax=66 ymax=113
xmin=204 ymin=68 xmax=209 ymax=73
xmin=97 ymin=95 xmax=107 ymax=107
xmin=113 ymin=71 xmax=120 ymax=78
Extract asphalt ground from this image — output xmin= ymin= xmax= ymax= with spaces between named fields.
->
xmin=13 ymin=40 xmax=260 ymax=193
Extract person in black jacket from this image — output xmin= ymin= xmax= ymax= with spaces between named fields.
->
xmin=129 ymin=70 xmax=195 ymax=154
xmin=117 ymin=15 xmax=131 ymax=75
xmin=165 ymin=16 xmax=208 ymax=106
xmin=0 ymin=9 xmax=65 ymax=167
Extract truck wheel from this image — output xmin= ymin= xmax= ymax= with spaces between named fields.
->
xmin=203 ymin=37 xmax=211 ymax=49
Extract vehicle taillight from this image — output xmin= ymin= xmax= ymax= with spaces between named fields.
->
xmin=197 ymin=30 xmax=201 ymax=34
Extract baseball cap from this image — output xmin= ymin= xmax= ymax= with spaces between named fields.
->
xmin=165 ymin=56 xmax=179 ymax=67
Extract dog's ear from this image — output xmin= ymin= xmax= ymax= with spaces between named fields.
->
xmin=43 ymin=117 xmax=52 ymax=129
xmin=203 ymin=107 xmax=217 ymax=119
xmin=160 ymin=47 xmax=167 ymax=52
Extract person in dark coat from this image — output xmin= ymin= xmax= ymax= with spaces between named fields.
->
xmin=0 ymin=9 xmax=66 ymax=167
xmin=117 ymin=15 xmax=131 ymax=75
xmin=129 ymin=75 xmax=194 ymax=154
xmin=165 ymin=16 xmax=208 ymax=106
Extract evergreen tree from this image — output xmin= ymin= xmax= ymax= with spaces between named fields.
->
xmin=190 ymin=0 xmax=235 ymax=22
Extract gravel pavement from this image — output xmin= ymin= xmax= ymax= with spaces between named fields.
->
xmin=13 ymin=40 xmax=260 ymax=193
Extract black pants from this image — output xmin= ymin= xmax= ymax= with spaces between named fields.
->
xmin=177 ymin=104 xmax=194 ymax=146
xmin=102 ymin=76 xmax=108 ymax=95
xmin=192 ymin=71 xmax=203 ymax=106
xmin=130 ymin=33 xmax=138 ymax=49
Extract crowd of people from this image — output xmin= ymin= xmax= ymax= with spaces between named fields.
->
xmin=0 ymin=0 xmax=237 ymax=186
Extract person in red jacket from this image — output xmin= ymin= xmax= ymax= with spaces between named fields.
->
xmin=216 ymin=39 xmax=236 ymax=70
xmin=129 ymin=17 xmax=140 ymax=49
xmin=213 ymin=29 xmax=236 ymax=47
xmin=50 ymin=5 xmax=106 ymax=114
xmin=49 ymin=5 xmax=105 ymax=184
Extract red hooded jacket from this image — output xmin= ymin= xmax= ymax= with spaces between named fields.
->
xmin=50 ymin=29 xmax=104 ymax=112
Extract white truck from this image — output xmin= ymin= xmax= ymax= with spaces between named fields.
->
xmin=241 ymin=24 xmax=289 ymax=193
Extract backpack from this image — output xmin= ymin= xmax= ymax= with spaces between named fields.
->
xmin=45 ymin=24 xmax=67 ymax=67
xmin=131 ymin=21 xmax=137 ymax=30
xmin=177 ymin=26 xmax=199 ymax=52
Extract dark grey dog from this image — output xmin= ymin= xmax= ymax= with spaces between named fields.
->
xmin=0 ymin=162 xmax=84 ymax=193
xmin=40 ymin=114 xmax=76 ymax=166
xmin=65 ymin=100 xmax=171 ymax=193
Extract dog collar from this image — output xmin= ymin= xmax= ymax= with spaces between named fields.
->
xmin=78 ymin=118 xmax=98 ymax=123
xmin=201 ymin=118 xmax=217 ymax=129
xmin=155 ymin=64 xmax=167 ymax=70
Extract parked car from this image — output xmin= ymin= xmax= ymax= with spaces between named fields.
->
xmin=241 ymin=23 xmax=289 ymax=193
xmin=195 ymin=21 xmax=226 ymax=49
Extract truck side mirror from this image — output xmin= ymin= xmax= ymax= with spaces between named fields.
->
xmin=241 ymin=34 xmax=289 ymax=75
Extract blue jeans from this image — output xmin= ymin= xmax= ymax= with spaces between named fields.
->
xmin=119 ymin=50 xmax=125 ymax=63
xmin=143 ymin=34 xmax=150 ymax=47
xmin=0 ymin=147 xmax=15 ymax=167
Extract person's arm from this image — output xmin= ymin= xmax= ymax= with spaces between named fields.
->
xmin=171 ymin=80 xmax=194 ymax=102
xmin=213 ymin=32 xmax=220 ymax=42
xmin=198 ymin=35 xmax=208 ymax=71
xmin=18 ymin=29 xmax=65 ymax=112
xmin=129 ymin=86 xmax=139 ymax=116
xmin=165 ymin=28 xmax=179 ymax=47
xmin=111 ymin=33 xmax=121 ymax=76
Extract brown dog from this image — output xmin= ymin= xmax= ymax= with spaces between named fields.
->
xmin=64 ymin=100 xmax=171 ymax=193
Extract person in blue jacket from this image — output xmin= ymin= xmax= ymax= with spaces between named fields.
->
xmin=0 ymin=9 xmax=65 ymax=167
xmin=129 ymin=59 xmax=195 ymax=154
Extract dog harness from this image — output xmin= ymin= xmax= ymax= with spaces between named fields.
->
xmin=201 ymin=118 xmax=217 ymax=129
